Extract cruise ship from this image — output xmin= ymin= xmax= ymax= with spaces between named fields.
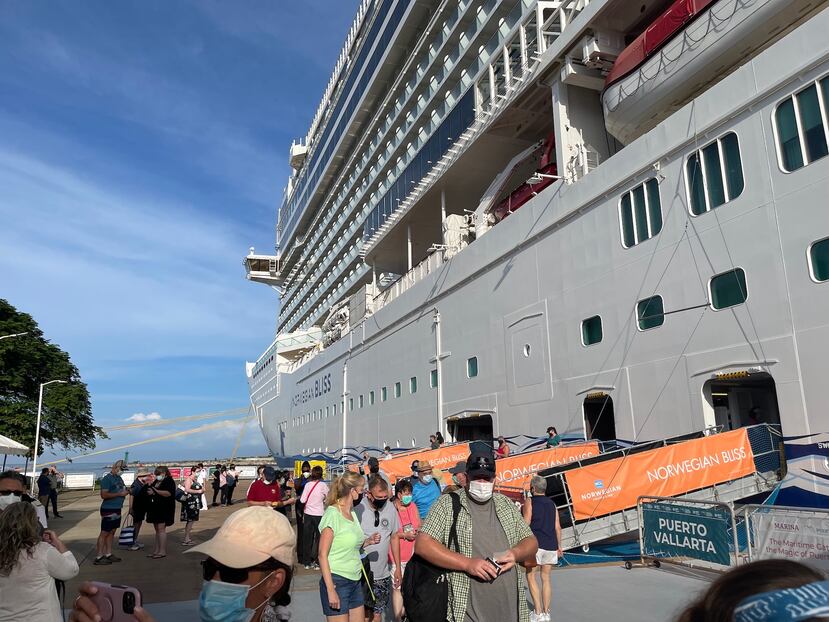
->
xmin=245 ymin=0 xmax=829 ymax=506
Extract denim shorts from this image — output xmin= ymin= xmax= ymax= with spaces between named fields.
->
xmin=320 ymin=574 xmax=364 ymax=616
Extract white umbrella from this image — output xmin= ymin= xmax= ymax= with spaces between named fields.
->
xmin=0 ymin=433 xmax=29 ymax=456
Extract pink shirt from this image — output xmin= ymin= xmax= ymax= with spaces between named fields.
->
xmin=390 ymin=501 xmax=420 ymax=564
xmin=300 ymin=479 xmax=328 ymax=516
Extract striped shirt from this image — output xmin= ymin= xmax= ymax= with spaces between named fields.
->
xmin=419 ymin=491 xmax=535 ymax=622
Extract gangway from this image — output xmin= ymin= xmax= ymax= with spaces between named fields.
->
xmin=531 ymin=424 xmax=783 ymax=551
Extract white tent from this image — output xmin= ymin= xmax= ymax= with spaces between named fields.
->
xmin=0 ymin=433 xmax=29 ymax=456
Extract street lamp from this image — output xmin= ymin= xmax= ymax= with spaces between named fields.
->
xmin=31 ymin=380 xmax=67 ymax=494
xmin=0 ymin=332 xmax=28 ymax=341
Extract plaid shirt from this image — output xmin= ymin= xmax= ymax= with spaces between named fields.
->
xmin=420 ymin=491 xmax=535 ymax=622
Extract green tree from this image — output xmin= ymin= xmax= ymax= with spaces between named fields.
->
xmin=0 ymin=299 xmax=104 ymax=457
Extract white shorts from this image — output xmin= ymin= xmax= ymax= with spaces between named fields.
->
xmin=535 ymin=548 xmax=559 ymax=566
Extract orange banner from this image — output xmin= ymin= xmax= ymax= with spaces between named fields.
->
xmin=381 ymin=443 xmax=472 ymax=482
xmin=495 ymin=442 xmax=600 ymax=488
xmin=565 ymin=428 xmax=755 ymax=521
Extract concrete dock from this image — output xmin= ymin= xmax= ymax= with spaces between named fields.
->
xmin=49 ymin=490 xmax=711 ymax=621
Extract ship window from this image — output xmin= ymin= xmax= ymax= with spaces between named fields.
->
xmin=637 ymin=296 xmax=664 ymax=330
xmin=686 ymin=132 xmax=744 ymax=215
xmin=394 ymin=382 xmax=401 ymax=398
xmin=774 ymin=79 xmax=829 ymax=172
xmin=325 ymin=406 xmax=329 ymax=418
xmin=349 ymin=398 xmax=354 ymax=412
xmin=430 ymin=369 xmax=438 ymax=388
xmin=359 ymin=395 xmax=364 ymax=409
xmin=369 ymin=390 xmax=375 ymax=405
xmin=809 ymin=237 xmax=829 ymax=282
xmin=382 ymin=387 xmax=388 ymax=402
xmin=581 ymin=315 xmax=603 ymax=346
xmin=410 ymin=376 xmax=417 ymax=393
xmin=467 ymin=357 xmax=478 ymax=378
xmin=619 ymin=178 xmax=662 ymax=248
xmin=710 ymin=268 xmax=748 ymax=310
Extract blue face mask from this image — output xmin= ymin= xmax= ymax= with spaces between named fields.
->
xmin=198 ymin=572 xmax=273 ymax=622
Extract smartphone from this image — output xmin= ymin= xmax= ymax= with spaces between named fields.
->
xmin=89 ymin=582 xmax=143 ymax=622
xmin=485 ymin=557 xmax=503 ymax=576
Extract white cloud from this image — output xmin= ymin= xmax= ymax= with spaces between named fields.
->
xmin=127 ymin=412 xmax=163 ymax=422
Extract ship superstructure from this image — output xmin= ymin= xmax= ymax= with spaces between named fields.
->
xmin=246 ymin=0 xmax=829 ymax=507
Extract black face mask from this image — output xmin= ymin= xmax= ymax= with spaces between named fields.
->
xmin=372 ymin=497 xmax=388 ymax=510
xmin=354 ymin=492 xmax=364 ymax=506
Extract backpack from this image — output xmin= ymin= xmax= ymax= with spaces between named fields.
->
xmin=226 ymin=473 xmax=236 ymax=487
xmin=402 ymin=492 xmax=462 ymax=622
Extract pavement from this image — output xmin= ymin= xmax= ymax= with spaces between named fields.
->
xmin=50 ymin=489 xmax=711 ymax=621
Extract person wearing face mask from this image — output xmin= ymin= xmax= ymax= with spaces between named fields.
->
xmin=248 ymin=467 xmax=296 ymax=513
xmin=293 ymin=461 xmax=311 ymax=565
xmin=0 ymin=470 xmax=48 ymax=528
xmin=354 ymin=476 xmax=401 ymax=622
xmin=0 ymin=501 xmax=79 ymax=622
xmin=146 ymin=465 xmax=175 ymax=559
xmin=389 ymin=479 xmax=419 ymax=622
xmin=126 ymin=468 xmax=152 ymax=551
xmin=318 ymin=471 xmax=380 ymax=622
xmin=300 ymin=465 xmax=328 ymax=570
xmin=94 ymin=460 xmax=130 ymax=566
xmin=364 ymin=457 xmax=391 ymax=489
xmin=410 ymin=462 xmax=442 ymax=520
xmin=69 ymin=506 xmax=295 ymax=622
xmin=448 ymin=461 xmax=469 ymax=490
xmin=415 ymin=450 xmax=538 ymax=622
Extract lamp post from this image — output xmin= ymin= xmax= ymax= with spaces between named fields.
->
xmin=31 ymin=380 xmax=67 ymax=494
xmin=0 ymin=332 xmax=28 ymax=341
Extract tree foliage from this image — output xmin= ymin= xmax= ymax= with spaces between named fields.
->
xmin=0 ymin=299 xmax=105 ymax=457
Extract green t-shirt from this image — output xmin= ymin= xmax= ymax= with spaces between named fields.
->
xmin=319 ymin=506 xmax=364 ymax=581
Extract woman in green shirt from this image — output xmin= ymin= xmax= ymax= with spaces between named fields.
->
xmin=318 ymin=471 xmax=380 ymax=622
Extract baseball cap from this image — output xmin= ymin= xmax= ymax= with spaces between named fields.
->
xmin=448 ymin=461 xmax=467 ymax=475
xmin=187 ymin=506 xmax=295 ymax=568
xmin=466 ymin=450 xmax=496 ymax=479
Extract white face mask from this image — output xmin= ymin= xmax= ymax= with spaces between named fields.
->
xmin=0 ymin=494 xmax=21 ymax=510
xmin=468 ymin=480 xmax=494 ymax=502
xmin=420 ymin=474 xmax=433 ymax=484
xmin=156 ymin=475 xmax=165 ymax=481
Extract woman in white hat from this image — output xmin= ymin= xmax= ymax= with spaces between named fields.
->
xmin=69 ymin=506 xmax=295 ymax=622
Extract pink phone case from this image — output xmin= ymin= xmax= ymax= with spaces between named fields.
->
xmin=89 ymin=582 xmax=143 ymax=622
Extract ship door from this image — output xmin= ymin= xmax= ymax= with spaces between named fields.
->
xmin=448 ymin=414 xmax=494 ymax=443
xmin=704 ymin=372 xmax=780 ymax=432
xmin=583 ymin=394 xmax=616 ymax=441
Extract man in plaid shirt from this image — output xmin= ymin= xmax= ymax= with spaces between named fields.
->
xmin=415 ymin=450 xmax=538 ymax=622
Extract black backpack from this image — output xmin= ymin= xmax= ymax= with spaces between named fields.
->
xmin=402 ymin=492 xmax=462 ymax=622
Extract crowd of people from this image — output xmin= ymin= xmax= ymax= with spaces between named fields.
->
xmin=0 ymin=435 xmax=827 ymax=622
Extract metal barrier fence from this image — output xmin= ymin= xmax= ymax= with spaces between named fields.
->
xmin=535 ymin=424 xmax=782 ymax=550
xmin=740 ymin=504 xmax=829 ymax=572
xmin=637 ymin=496 xmax=738 ymax=570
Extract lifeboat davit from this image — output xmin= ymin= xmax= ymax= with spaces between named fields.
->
xmin=602 ymin=0 xmax=824 ymax=144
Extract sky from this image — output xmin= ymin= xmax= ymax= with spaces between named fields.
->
xmin=0 ymin=1 xmax=360 ymax=464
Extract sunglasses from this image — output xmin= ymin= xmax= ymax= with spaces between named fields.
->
xmin=201 ymin=558 xmax=278 ymax=584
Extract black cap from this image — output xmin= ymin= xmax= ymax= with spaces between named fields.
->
xmin=448 ymin=461 xmax=467 ymax=475
xmin=466 ymin=451 xmax=496 ymax=479
xmin=367 ymin=457 xmax=379 ymax=468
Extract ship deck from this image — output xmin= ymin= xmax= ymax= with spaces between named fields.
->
xmin=51 ymin=487 xmax=711 ymax=621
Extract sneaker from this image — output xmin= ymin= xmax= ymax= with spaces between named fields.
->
xmin=304 ymin=564 xmax=311 ymax=570
xmin=311 ymin=562 xmax=320 ymax=570
xmin=541 ymin=613 xmax=551 ymax=622
xmin=107 ymin=554 xmax=122 ymax=562
xmin=93 ymin=557 xmax=112 ymax=565
xmin=129 ymin=544 xmax=141 ymax=551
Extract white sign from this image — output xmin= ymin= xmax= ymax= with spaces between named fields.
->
xmin=63 ymin=473 xmax=95 ymax=490
xmin=236 ymin=466 xmax=258 ymax=479
xmin=751 ymin=510 xmax=829 ymax=571
xmin=121 ymin=471 xmax=136 ymax=486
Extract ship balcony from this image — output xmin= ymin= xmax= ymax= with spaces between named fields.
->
xmin=244 ymin=248 xmax=285 ymax=288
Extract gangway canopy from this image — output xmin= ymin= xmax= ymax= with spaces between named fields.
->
xmin=0 ymin=433 xmax=28 ymax=456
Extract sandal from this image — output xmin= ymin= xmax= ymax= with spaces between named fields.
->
xmin=181 ymin=540 xmax=195 ymax=546
xmin=150 ymin=554 xmax=167 ymax=559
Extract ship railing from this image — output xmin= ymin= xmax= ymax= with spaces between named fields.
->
xmin=373 ymin=249 xmax=446 ymax=310
xmin=529 ymin=424 xmax=783 ymax=551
